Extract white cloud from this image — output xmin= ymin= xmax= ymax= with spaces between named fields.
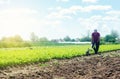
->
xmin=0 ymin=8 xmax=62 ymax=39
xmin=82 ymin=0 xmax=98 ymax=3
xmin=0 ymin=0 xmax=10 ymax=4
xmin=0 ymin=8 xmax=38 ymax=15
xmin=47 ymin=11 xmax=72 ymax=19
xmin=56 ymin=0 xmax=69 ymax=2
xmin=47 ymin=5 xmax=111 ymax=19
xmin=78 ymin=15 xmax=120 ymax=36
xmin=0 ymin=8 xmax=38 ymax=37
xmin=82 ymin=5 xmax=111 ymax=12
xmin=106 ymin=10 xmax=120 ymax=16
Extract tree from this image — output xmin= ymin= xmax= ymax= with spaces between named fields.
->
xmin=63 ymin=36 xmax=71 ymax=41
xmin=104 ymin=30 xmax=119 ymax=43
xmin=0 ymin=35 xmax=31 ymax=48
xmin=71 ymin=39 xmax=76 ymax=42
xmin=111 ymin=30 xmax=119 ymax=39
xmin=104 ymin=35 xmax=114 ymax=42
xmin=80 ymin=36 xmax=91 ymax=42
xmin=100 ymin=37 xmax=105 ymax=44
xmin=80 ymin=30 xmax=91 ymax=42
xmin=14 ymin=35 xmax=23 ymax=42
xmin=39 ymin=37 xmax=48 ymax=42
xmin=1 ymin=35 xmax=23 ymax=43
xmin=30 ymin=32 xmax=39 ymax=42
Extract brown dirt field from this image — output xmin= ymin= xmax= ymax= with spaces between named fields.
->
xmin=0 ymin=50 xmax=120 ymax=79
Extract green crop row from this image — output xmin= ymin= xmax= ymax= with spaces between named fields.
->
xmin=0 ymin=44 xmax=120 ymax=68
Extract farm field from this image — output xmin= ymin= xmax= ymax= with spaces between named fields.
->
xmin=0 ymin=44 xmax=120 ymax=68
xmin=0 ymin=48 xmax=120 ymax=79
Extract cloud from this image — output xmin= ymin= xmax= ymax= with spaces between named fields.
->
xmin=78 ymin=15 xmax=120 ymax=36
xmin=56 ymin=0 xmax=69 ymax=2
xmin=0 ymin=0 xmax=10 ymax=4
xmin=47 ymin=5 xmax=112 ymax=19
xmin=0 ymin=8 xmax=38 ymax=36
xmin=82 ymin=5 xmax=111 ymax=12
xmin=106 ymin=10 xmax=120 ymax=16
xmin=82 ymin=0 xmax=98 ymax=3
xmin=0 ymin=8 xmax=39 ymax=28
xmin=0 ymin=7 xmax=62 ymax=39
xmin=0 ymin=8 xmax=38 ymax=15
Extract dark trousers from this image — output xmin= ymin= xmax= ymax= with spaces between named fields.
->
xmin=92 ymin=42 xmax=100 ymax=54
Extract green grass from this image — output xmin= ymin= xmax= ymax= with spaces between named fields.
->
xmin=0 ymin=44 xmax=120 ymax=68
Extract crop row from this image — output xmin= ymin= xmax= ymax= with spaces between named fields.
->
xmin=0 ymin=44 xmax=120 ymax=68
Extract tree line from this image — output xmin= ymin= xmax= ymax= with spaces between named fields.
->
xmin=0 ymin=30 xmax=119 ymax=48
xmin=80 ymin=30 xmax=120 ymax=44
xmin=0 ymin=35 xmax=31 ymax=48
xmin=51 ymin=30 xmax=120 ymax=44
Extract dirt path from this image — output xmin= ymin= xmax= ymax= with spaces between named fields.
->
xmin=0 ymin=51 xmax=120 ymax=79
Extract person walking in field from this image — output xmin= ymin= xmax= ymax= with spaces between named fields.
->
xmin=92 ymin=29 xmax=100 ymax=54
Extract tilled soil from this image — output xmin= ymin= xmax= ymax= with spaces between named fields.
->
xmin=0 ymin=51 xmax=120 ymax=79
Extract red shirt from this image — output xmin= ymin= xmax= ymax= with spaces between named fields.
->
xmin=92 ymin=32 xmax=100 ymax=42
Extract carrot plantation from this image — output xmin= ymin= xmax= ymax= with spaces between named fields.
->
xmin=0 ymin=44 xmax=120 ymax=68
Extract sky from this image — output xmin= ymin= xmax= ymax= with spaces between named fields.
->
xmin=0 ymin=0 xmax=120 ymax=40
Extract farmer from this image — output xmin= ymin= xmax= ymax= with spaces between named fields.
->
xmin=91 ymin=29 xmax=100 ymax=54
